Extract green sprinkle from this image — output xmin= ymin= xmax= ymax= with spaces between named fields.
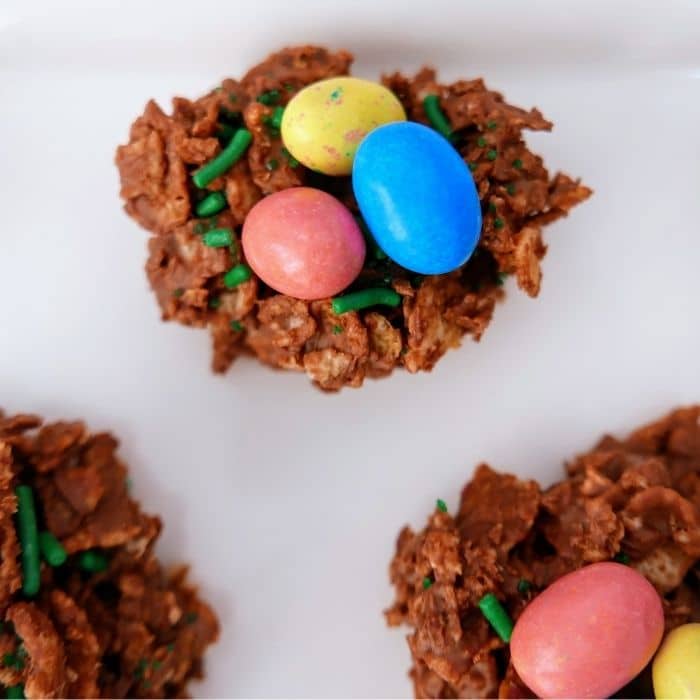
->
xmin=77 ymin=550 xmax=108 ymax=573
xmin=512 ymin=158 xmax=523 ymax=169
xmin=195 ymin=191 xmax=227 ymax=218
xmin=506 ymin=183 xmax=516 ymax=195
xmin=192 ymin=129 xmax=252 ymax=189
xmin=6 ymin=685 xmax=25 ymax=699
xmin=487 ymin=120 xmax=498 ymax=130
xmin=2 ymin=649 xmax=24 ymax=671
xmin=422 ymin=577 xmax=433 ymax=590
xmin=614 ymin=551 xmax=631 ymax=565
xmin=230 ymin=320 xmax=243 ymax=332
xmin=223 ymin=263 xmax=252 ymax=289
xmin=173 ymin=288 xmax=184 ymax=298
xmin=228 ymin=93 xmax=238 ymax=103
xmin=208 ymin=297 xmax=221 ymax=310
xmin=15 ymin=486 xmax=40 ymax=597
xmin=329 ymin=87 xmax=343 ymax=101
xmin=202 ymin=228 xmax=233 ymax=248
xmin=284 ymin=83 xmax=295 ymax=92
xmin=38 ymin=531 xmax=67 ymax=567
xmin=422 ymin=94 xmax=452 ymax=139
xmin=263 ymin=109 xmax=283 ymax=131
xmin=494 ymin=218 xmax=505 ymax=230
xmin=257 ymin=89 xmax=280 ymax=106
xmin=151 ymin=659 xmax=162 ymax=670
xmin=331 ymin=288 xmax=401 ymax=315
xmin=184 ymin=612 xmax=198 ymax=625
xmin=517 ymin=579 xmax=531 ymax=595
xmin=477 ymin=136 xmax=487 ymax=147
xmin=332 ymin=325 xmax=343 ymax=335
xmin=214 ymin=86 xmax=223 ymax=93
xmin=265 ymin=159 xmax=279 ymax=171
xmin=134 ymin=658 xmax=148 ymax=679
xmin=496 ymin=272 xmax=508 ymax=287
xmin=269 ymin=106 xmax=285 ymax=130
xmin=486 ymin=149 xmax=498 ymax=161
xmin=436 ymin=499 xmax=447 ymax=513
xmin=468 ymin=162 xmax=478 ymax=172
xmin=281 ymin=147 xmax=299 ymax=168
xmin=488 ymin=202 xmax=497 ymax=214
xmin=166 ymin=643 xmax=175 ymax=653
xmin=478 ymin=593 xmax=513 ymax=642
xmin=193 ymin=222 xmax=205 ymax=234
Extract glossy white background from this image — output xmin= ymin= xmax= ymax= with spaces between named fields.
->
xmin=1 ymin=0 xmax=699 ymax=696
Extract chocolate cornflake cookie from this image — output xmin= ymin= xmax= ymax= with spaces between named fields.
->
xmin=0 ymin=410 xmax=218 ymax=699
xmin=385 ymin=406 xmax=700 ymax=698
xmin=116 ymin=45 xmax=591 ymax=390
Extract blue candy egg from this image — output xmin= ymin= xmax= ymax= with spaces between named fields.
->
xmin=352 ymin=122 xmax=482 ymax=274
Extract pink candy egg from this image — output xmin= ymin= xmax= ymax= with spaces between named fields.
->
xmin=242 ymin=187 xmax=366 ymax=300
xmin=511 ymin=562 xmax=664 ymax=699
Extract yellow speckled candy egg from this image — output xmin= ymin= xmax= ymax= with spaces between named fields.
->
xmin=281 ymin=77 xmax=406 ymax=176
xmin=653 ymin=623 xmax=700 ymax=699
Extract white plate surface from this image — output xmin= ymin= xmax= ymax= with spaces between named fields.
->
xmin=1 ymin=0 xmax=700 ymax=696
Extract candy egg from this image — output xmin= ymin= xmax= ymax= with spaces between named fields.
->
xmin=511 ymin=562 xmax=664 ymax=699
xmin=352 ymin=122 xmax=481 ymax=274
xmin=653 ymin=623 xmax=700 ymax=699
xmin=281 ymin=77 xmax=406 ymax=176
xmin=241 ymin=187 xmax=365 ymax=300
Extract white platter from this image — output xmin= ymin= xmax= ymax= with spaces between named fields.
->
xmin=1 ymin=0 xmax=699 ymax=696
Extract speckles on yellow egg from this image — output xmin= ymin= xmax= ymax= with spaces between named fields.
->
xmin=281 ymin=76 xmax=406 ymax=176
xmin=323 ymin=145 xmax=342 ymax=163
xmin=343 ymin=129 xmax=366 ymax=144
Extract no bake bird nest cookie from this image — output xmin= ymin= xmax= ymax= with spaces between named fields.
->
xmin=116 ymin=45 xmax=590 ymax=390
xmin=0 ymin=410 xmax=218 ymax=699
xmin=386 ymin=407 xmax=700 ymax=698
